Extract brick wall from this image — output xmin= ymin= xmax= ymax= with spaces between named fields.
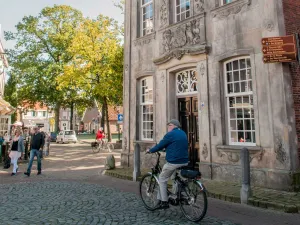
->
xmin=282 ymin=0 xmax=300 ymax=160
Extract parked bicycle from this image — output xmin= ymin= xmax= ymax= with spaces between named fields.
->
xmin=91 ymin=139 xmax=114 ymax=153
xmin=139 ymin=152 xmax=207 ymax=222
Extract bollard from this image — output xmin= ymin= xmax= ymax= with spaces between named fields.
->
xmin=133 ymin=143 xmax=141 ymax=181
xmin=240 ymin=147 xmax=252 ymax=204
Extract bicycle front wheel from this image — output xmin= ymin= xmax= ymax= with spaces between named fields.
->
xmin=107 ymin=143 xmax=114 ymax=152
xmin=139 ymin=174 xmax=160 ymax=211
xmin=179 ymin=180 xmax=207 ymax=222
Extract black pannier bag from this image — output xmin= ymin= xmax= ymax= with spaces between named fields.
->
xmin=180 ymin=169 xmax=201 ymax=179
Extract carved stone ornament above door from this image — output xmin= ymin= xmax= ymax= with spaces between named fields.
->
xmin=154 ymin=14 xmax=208 ymax=65
xmin=212 ymin=0 xmax=251 ymax=19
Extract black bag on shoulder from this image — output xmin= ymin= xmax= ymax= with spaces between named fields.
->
xmin=3 ymin=157 xmax=11 ymax=169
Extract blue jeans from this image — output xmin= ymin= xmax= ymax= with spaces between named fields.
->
xmin=27 ymin=149 xmax=42 ymax=173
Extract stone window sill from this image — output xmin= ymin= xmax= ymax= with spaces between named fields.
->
xmin=211 ymin=0 xmax=251 ymax=18
xmin=216 ymin=145 xmax=264 ymax=163
xmin=134 ymin=33 xmax=156 ymax=46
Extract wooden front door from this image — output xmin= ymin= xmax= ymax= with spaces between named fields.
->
xmin=178 ymin=97 xmax=199 ymax=168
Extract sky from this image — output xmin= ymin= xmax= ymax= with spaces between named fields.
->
xmin=0 ymin=0 xmax=124 ymax=50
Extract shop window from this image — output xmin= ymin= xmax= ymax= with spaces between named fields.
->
xmin=140 ymin=77 xmax=154 ymax=140
xmin=141 ymin=0 xmax=154 ymax=36
xmin=175 ymin=0 xmax=191 ymax=22
xmin=224 ymin=57 xmax=256 ymax=146
xmin=176 ymin=69 xmax=198 ymax=96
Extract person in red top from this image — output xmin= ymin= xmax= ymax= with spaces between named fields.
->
xmin=96 ymin=128 xmax=105 ymax=146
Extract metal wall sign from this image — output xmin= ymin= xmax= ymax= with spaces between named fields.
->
xmin=117 ymin=114 xmax=123 ymax=124
xmin=262 ymin=35 xmax=298 ymax=63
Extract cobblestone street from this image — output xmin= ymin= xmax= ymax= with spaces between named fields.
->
xmin=0 ymin=143 xmax=299 ymax=225
xmin=0 ymin=181 xmax=238 ymax=225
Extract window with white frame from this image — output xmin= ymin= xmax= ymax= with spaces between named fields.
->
xmin=141 ymin=0 xmax=154 ymax=36
xmin=175 ymin=0 xmax=191 ymax=22
xmin=225 ymin=57 xmax=255 ymax=145
xmin=176 ymin=69 xmax=198 ymax=96
xmin=140 ymin=77 xmax=154 ymax=140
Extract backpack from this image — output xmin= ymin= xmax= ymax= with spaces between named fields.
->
xmin=3 ymin=157 xmax=11 ymax=169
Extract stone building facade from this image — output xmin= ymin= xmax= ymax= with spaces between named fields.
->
xmin=122 ymin=0 xmax=300 ymax=190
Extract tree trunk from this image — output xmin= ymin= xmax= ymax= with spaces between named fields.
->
xmin=70 ymin=102 xmax=74 ymax=130
xmin=54 ymin=103 xmax=60 ymax=132
xmin=104 ymin=96 xmax=112 ymax=142
xmin=101 ymin=102 xmax=105 ymax=130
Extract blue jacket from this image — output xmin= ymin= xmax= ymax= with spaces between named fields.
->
xmin=150 ymin=128 xmax=189 ymax=164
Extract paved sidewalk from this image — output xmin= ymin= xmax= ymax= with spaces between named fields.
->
xmin=105 ymin=167 xmax=300 ymax=214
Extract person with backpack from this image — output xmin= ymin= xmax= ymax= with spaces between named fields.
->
xmin=8 ymin=129 xmax=24 ymax=176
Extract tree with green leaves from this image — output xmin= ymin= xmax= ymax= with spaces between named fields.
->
xmin=57 ymin=15 xmax=123 ymax=141
xmin=3 ymin=72 xmax=18 ymax=122
xmin=5 ymin=5 xmax=87 ymax=131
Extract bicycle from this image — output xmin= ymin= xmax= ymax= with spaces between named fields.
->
xmin=139 ymin=152 xmax=207 ymax=222
xmin=91 ymin=139 xmax=114 ymax=153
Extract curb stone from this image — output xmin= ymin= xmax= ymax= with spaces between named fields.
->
xmin=104 ymin=168 xmax=300 ymax=214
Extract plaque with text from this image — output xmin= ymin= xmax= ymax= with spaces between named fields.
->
xmin=262 ymin=35 xmax=298 ymax=63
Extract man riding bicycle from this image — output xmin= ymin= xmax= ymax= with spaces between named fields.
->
xmin=146 ymin=119 xmax=188 ymax=209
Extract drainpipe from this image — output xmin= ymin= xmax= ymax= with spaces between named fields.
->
xmin=124 ymin=0 xmax=132 ymax=167
xmin=206 ymin=59 xmax=213 ymax=180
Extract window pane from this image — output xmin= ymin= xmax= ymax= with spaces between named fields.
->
xmin=245 ymin=132 xmax=252 ymax=142
xmin=241 ymin=82 xmax=246 ymax=92
xmin=233 ymin=60 xmax=239 ymax=70
xmin=226 ymin=62 xmax=232 ymax=71
xmin=251 ymin=119 xmax=255 ymax=130
xmin=229 ymin=97 xmax=235 ymax=107
xmin=246 ymin=58 xmax=251 ymax=68
xmin=237 ymin=109 xmax=243 ymax=118
xmin=244 ymin=120 xmax=251 ymax=130
xmin=231 ymin=132 xmax=238 ymax=142
xmin=240 ymin=59 xmax=246 ymax=69
xmin=228 ymin=83 xmax=233 ymax=94
xmin=240 ymin=70 xmax=246 ymax=80
xmin=230 ymin=108 xmax=236 ymax=118
xmin=230 ymin=120 xmax=237 ymax=130
xmin=230 ymin=109 xmax=236 ymax=119
xmin=238 ymin=132 xmax=245 ymax=142
xmin=247 ymin=69 xmax=252 ymax=80
xmin=244 ymin=109 xmax=251 ymax=118
xmin=252 ymin=132 xmax=256 ymax=142
xmin=227 ymin=72 xmax=232 ymax=82
xmin=234 ymin=83 xmax=240 ymax=93
xmin=233 ymin=71 xmax=239 ymax=82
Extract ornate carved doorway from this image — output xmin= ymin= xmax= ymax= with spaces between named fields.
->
xmin=176 ymin=69 xmax=199 ymax=168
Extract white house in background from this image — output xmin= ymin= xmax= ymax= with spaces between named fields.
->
xmin=21 ymin=102 xmax=54 ymax=132
xmin=0 ymin=28 xmax=15 ymax=136
xmin=59 ymin=108 xmax=79 ymax=131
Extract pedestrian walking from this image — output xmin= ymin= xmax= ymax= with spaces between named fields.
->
xmin=9 ymin=129 xmax=24 ymax=176
xmin=24 ymin=126 xmax=45 ymax=176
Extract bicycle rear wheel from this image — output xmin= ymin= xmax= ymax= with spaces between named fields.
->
xmin=139 ymin=174 xmax=160 ymax=211
xmin=179 ymin=180 xmax=207 ymax=222
xmin=92 ymin=143 xmax=100 ymax=153
xmin=107 ymin=143 xmax=114 ymax=152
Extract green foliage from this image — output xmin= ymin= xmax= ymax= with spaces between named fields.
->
xmin=5 ymin=5 xmax=84 ymax=108
xmin=3 ymin=73 xmax=18 ymax=122
xmin=57 ymin=15 xmax=123 ymax=106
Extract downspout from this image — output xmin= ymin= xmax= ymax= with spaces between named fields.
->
xmin=125 ymin=0 xmax=132 ymax=167
xmin=207 ymin=60 xmax=213 ymax=180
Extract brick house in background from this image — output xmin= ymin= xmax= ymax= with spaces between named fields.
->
xmin=123 ymin=0 xmax=300 ymax=191
xmin=82 ymin=106 xmax=123 ymax=136
xmin=283 ymin=0 xmax=300 ymax=161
